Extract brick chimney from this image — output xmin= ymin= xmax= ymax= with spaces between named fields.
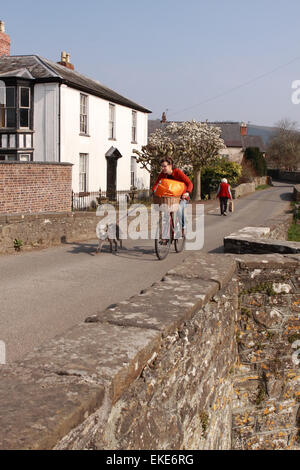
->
xmin=0 ymin=21 xmax=10 ymax=56
xmin=240 ymin=122 xmax=247 ymax=136
xmin=161 ymin=111 xmax=167 ymax=123
xmin=57 ymin=51 xmax=74 ymax=70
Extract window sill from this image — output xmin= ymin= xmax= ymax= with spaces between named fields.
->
xmin=108 ymin=138 xmax=117 ymax=141
xmin=79 ymin=133 xmax=90 ymax=137
xmin=131 ymin=141 xmax=138 ymax=144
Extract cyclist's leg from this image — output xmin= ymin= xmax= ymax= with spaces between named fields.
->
xmin=176 ymin=199 xmax=187 ymax=237
xmin=161 ymin=206 xmax=171 ymax=240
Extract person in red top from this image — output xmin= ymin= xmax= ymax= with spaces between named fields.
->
xmin=216 ymin=178 xmax=232 ymax=216
xmin=152 ymin=157 xmax=193 ymax=234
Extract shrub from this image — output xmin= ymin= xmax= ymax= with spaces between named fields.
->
xmin=244 ymin=147 xmax=267 ymax=176
xmin=201 ymin=158 xmax=242 ymax=198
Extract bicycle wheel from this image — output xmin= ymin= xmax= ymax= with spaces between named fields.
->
xmin=155 ymin=212 xmax=171 ymax=260
xmin=173 ymin=213 xmax=185 ymax=253
xmin=174 ymin=235 xmax=185 ymax=253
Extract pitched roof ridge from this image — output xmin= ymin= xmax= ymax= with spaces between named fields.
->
xmin=43 ymin=56 xmax=143 ymax=104
xmin=33 ymin=55 xmax=61 ymax=78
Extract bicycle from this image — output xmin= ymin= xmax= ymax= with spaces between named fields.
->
xmin=154 ymin=196 xmax=186 ymax=260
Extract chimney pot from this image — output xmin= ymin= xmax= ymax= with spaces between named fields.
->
xmin=57 ymin=51 xmax=74 ymax=70
xmin=0 ymin=21 xmax=5 ymax=33
xmin=240 ymin=122 xmax=247 ymax=136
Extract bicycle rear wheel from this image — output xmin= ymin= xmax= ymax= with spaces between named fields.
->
xmin=174 ymin=235 xmax=185 ymax=253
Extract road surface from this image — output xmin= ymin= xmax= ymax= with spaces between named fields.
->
xmin=0 ymin=181 xmax=293 ymax=363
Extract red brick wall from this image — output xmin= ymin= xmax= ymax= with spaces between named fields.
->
xmin=0 ymin=162 xmax=73 ymax=214
xmin=0 ymin=31 xmax=10 ymax=56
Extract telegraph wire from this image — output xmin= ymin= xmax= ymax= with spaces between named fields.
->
xmin=168 ymin=54 xmax=300 ymax=119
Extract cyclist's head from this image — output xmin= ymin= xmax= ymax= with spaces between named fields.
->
xmin=160 ymin=157 xmax=173 ymax=174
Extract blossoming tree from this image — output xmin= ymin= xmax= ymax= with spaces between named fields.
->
xmin=134 ymin=120 xmax=225 ymax=200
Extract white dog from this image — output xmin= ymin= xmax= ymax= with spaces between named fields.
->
xmin=96 ymin=223 xmax=123 ymax=253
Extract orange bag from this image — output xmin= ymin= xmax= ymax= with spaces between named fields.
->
xmin=154 ymin=179 xmax=186 ymax=197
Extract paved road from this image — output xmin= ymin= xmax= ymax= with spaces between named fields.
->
xmin=0 ymin=181 xmax=293 ymax=363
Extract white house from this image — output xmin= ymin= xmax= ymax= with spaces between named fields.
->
xmin=0 ymin=23 xmax=151 ymax=198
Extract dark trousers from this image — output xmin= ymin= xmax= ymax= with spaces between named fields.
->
xmin=219 ymin=197 xmax=228 ymax=214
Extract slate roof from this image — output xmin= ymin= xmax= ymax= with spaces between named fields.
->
xmin=0 ymin=55 xmax=151 ymax=113
xmin=148 ymin=120 xmax=265 ymax=152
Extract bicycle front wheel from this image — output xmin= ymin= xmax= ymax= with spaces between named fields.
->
xmin=155 ymin=237 xmax=171 ymax=260
xmin=155 ymin=212 xmax=171 ymax=260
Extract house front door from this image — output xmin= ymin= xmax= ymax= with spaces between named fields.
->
xmin=105 ymin=146 xmax=122 ymax=200
xmin=107 ymin=158 xmax=117 ymax=200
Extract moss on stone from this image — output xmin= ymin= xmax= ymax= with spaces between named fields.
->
xmin=242 ymin=282 xmax=277 ymax=297
xmin=288 ymin=333 xmax=300 ymax=344
xmin=199 ymin=411 xmax=209 ymax=437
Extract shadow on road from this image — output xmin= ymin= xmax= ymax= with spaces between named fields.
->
xmin=280 ymin=192 xmax=293 ymax=201
xmin=63 ymin=240 xmax=159 ymax=261
xmin=208 ymin=246 xmax=224 ymax=253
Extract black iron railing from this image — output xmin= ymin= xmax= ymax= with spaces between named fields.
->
xmin=71 ymin=188 xmax=151 ymax=211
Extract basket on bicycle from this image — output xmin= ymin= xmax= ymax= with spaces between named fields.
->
xmin=153 ymin=179 xmax=186 ymax=212
xmin=153 ymin=194 xmax=180 ymax=212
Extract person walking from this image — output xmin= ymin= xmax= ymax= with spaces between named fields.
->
xmin=216 ymin=178 xmax=232 ymax=216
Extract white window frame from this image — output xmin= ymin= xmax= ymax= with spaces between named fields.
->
xmin=19 ymin=153 xmax=31 ymax=162
xmin=130 ymin=156 xmax=136 ymax=187
xmin=109 ymin=103 xmax=116 ymax=139
xmin=132 ymin=111 xmax=137 ymax=143
xmin=19 ymin=87 xmax=31 ymax=129
xmin=79 ymin=153 xmax=89 ymax=192
xmin=0 ymin=86 xmax=16 ymax=129
xmin=80 ymin=94 xmax=88 ymax=135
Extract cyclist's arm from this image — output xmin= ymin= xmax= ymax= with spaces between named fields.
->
xmin=174 ymin=169 xmax=193 ymax=194
xmin=152 ymin=172 xmax=163 ymax=193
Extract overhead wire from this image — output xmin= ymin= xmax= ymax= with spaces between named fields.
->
xmin=168 ymin=54 xmax=300 ymax=119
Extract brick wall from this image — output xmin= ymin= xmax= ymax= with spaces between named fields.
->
xmin=0 ymin=162 xmax=72 ymax=215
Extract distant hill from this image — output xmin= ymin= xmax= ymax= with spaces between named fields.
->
xmin=245 ymin=125 xmax=278 ymax=145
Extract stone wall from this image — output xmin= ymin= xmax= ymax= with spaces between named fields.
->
xmin=232 ymin=255 xmax=300 ymax=450
xmin=0 ymin=253 xmax=299 ymax=450
xmin=0 ymin=212 xmax=99 ymax=254
xmin=0 ymin=162 xmax=72 ymax=215
xmin=232 ymin=177 xmax=269 ymax=199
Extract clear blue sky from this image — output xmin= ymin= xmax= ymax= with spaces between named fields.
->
xmin=2 ymin=0 xmax=300 ymax=126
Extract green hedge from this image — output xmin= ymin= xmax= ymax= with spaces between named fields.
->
xmin=244 ymin=147 xmax=267 ymax=176
xmin=201 ymin=158 xmax=242 ymax=198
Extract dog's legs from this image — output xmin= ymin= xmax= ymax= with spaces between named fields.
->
xmin=96 ymin=240 xmax=103 ymax=253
